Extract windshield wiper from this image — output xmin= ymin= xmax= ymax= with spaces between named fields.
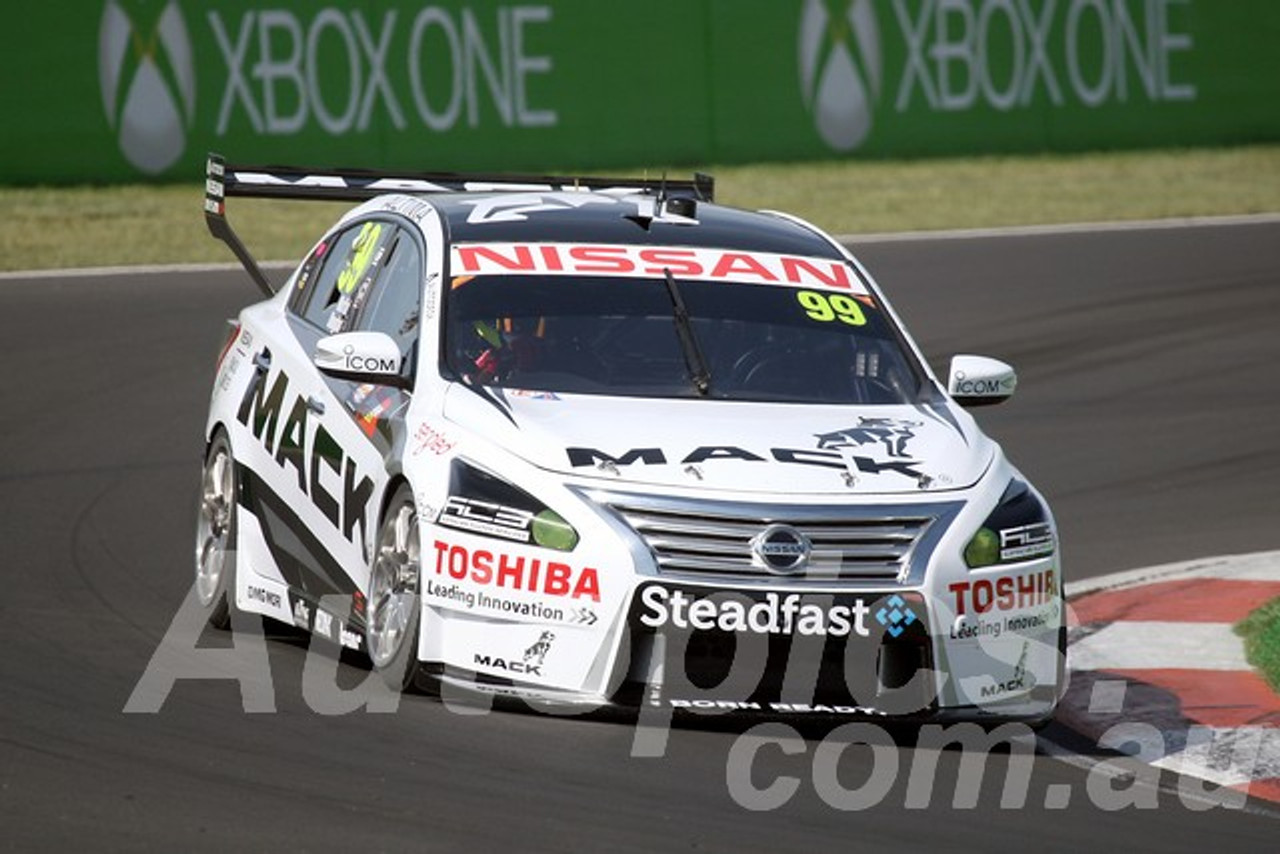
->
xmin=662 ymin=268 xmax=711 ymax=396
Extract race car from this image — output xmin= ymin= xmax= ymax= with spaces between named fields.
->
xmin=196 ymin=154 xmax=1064 ymax=722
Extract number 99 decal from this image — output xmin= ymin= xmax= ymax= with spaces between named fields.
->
xmin=337 ymin=222 xmax=385 ymax=295
xmin=797 ymin=290 xmax=867 ymax=326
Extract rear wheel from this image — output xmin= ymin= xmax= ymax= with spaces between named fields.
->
xmin=366 ymin=485 xmax=424 ymax=691
xmin=194 ymin=431 xmax=237 ymax=629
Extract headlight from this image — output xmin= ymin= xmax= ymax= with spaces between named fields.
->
xmin=439 ymin=460 xmax=579 ymax=551
xmin=963 ymin=478 xmax=1054 ymax=569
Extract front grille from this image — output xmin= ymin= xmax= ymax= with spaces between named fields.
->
xmin=605 ymin=498 xmax=948 ymax=584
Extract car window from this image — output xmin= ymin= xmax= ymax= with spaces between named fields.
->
xmin=445 ymin=273 xmax=922 ymax=404
xmin=287 ymin=240 xmax=327 ymax=316
xmin=352 ymin=233 xmax=424 ymax=360
xmin=295 ymin=220 xmax=397 ymax=333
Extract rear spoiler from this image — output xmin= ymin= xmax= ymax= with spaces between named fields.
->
xmin=203 ymin=152 xmax=715 ymax=297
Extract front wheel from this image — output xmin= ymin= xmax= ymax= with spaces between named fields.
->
xmin=194 ymin=431 xmax=237 ymax=629
xmin=366 ymin=485 xmax=424 ymax=692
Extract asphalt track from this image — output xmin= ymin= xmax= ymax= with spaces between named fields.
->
xmin=1 ymin=221 xmax=1277 ymax=850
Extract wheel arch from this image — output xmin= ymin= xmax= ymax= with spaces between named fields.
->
xmin=204 ymin=419 xmax=234 ymax=458
xmin=378 ymin=473 xmax=414 ymax=527
xmin=203 ymin=422 xmax=243 ymax=503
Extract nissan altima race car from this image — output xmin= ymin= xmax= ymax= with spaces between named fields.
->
xmin=196 ymin=154 xmax=1063 ymax=722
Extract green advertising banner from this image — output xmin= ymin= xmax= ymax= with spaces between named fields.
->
xmin=1 ymin=1 xmax=1277 ymax=184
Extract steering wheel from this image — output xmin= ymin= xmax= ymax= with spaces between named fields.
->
xmin=729 ymin=346 xmax=792 ymax=388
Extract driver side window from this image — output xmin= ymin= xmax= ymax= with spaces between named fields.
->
xmin=352 ymin=233 xmax=424 ymax=362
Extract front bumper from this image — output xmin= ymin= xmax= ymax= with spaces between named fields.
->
xmin=420 ymin=576 xmax=1063 ymax=724
xmin=416 ymin=482 xmax=1063 ymax=723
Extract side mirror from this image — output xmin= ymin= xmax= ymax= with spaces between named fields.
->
xmin=314 ymin=331 xmax=409 ymax=388
xmin=947 ymin=354 xmax=1016 ymax=407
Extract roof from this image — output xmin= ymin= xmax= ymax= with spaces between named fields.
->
xmin=430 ymin=193 xmax=844 ymax=257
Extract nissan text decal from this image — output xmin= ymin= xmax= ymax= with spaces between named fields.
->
xmin=798 ymin=0 xmax=1198 ymax=153
xmin=451 ymin=243 xmax=866 ymax=292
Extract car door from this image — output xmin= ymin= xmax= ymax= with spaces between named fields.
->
xmin=235 ymin=217 xmax=404 ymax=639
xmin=289 ymin=218 xmax=424 ymax=640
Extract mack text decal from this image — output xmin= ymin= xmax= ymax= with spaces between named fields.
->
xmin=237 ymin=366 xmax=373 ymax=550
xmin=567 ymin=444 xmax=924 ymax=481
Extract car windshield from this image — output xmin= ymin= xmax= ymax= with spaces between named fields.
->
xmin=444 ymin=272 xmax=922 ymax=404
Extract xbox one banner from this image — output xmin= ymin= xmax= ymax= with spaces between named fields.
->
xmin=1 ymin=1 xmax=1277 ymax=183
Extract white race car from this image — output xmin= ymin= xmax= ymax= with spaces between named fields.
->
xmin=197 ymin=155 xmax=1063 ymax=722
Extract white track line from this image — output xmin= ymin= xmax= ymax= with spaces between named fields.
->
xmin=1064 ymin=550 xmax=1280 ymax=599
xmin=843 ymin=212 xmax=1280 ymax=244
xmin=2 ymin=213 xmax=1278 ymax=282
xmin=0 ymin=260 xmax=295 ymax=282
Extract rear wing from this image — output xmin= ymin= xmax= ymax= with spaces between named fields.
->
xmin=203 ymin=152 xmax=715 ymax=297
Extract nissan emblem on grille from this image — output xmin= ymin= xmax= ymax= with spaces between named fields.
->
xmin=750 ymin=524 xmax=811 ymax=574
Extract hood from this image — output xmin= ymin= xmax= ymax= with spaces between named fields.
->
xmin=442 ymin=386 xmax=995 ymax=495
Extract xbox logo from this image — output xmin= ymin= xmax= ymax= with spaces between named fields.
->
xmin=98 ymin=0 xmax=195 ymax=175
xmin=798 ymin=0 xmax=882 ymax=152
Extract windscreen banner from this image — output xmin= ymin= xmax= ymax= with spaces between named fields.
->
xmin=1 ymin=0 xmax=1276 ymax=183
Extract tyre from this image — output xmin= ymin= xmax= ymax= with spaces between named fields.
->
xmin=366 ymin=484 xmax=424 ymax=692
xmin=194 ymin=430 xmax=237 ymax=630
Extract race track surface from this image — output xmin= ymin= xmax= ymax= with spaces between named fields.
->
xmin=2 ymin=221 xmax=1277 ymax=849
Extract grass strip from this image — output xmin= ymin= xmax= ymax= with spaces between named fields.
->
xmin=1236 ymin=596 xmax=1280 ymax=695
xmin=1 ymin=144 xmax=1277 ymax=272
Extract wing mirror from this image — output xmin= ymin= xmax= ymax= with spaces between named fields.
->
xmin=947 ymin=354 xmax=1016 ymax=407
xmin=314 ymin=331 xmax=409 ymax=389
